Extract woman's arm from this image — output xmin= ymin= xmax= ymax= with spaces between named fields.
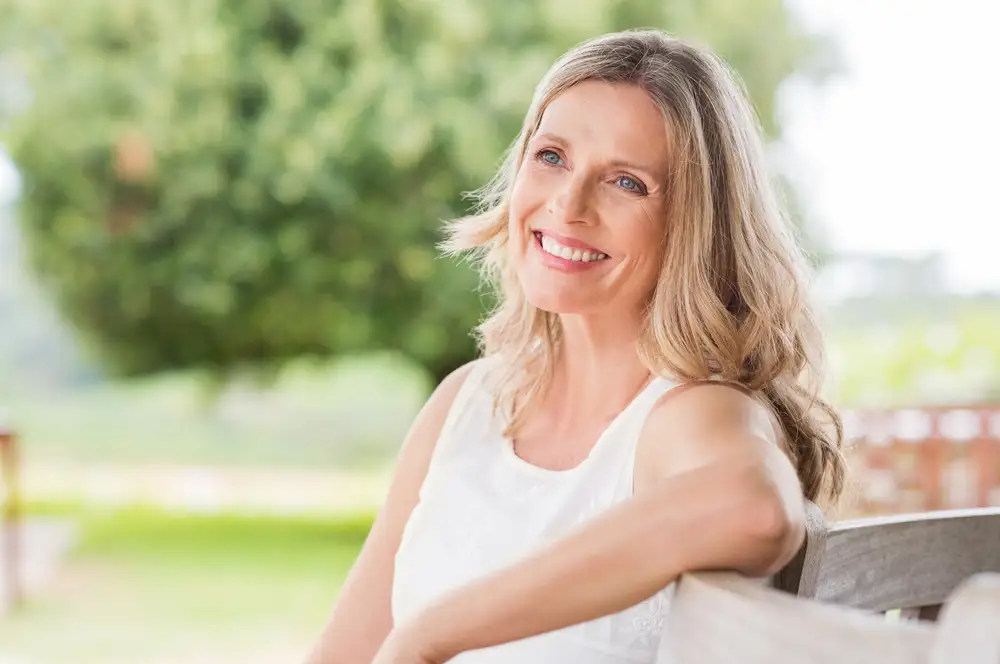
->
xmin=304 ymin=362 xmax=477 ymax=664
xmin=394 ymin=383 xmax=806 ymax=662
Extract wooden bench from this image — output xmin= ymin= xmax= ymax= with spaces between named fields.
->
xmin=772 ymin=502 xmax=1000 ymax=620
xmin=0 ymin=421 xmax=21 ymax=611
xmin=662 ymin=571 xmax=1000 ymax=663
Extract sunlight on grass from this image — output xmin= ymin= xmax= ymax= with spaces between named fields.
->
xmin=0 ymin=507 xmax=372 ymax=664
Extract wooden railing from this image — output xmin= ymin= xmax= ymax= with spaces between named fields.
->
xmin=841 ymin=405 xmax=1000 ymax=516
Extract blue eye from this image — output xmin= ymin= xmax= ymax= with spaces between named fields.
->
xmin=536 ymin=149 xmax=564 ymax=166
xmin=617 ymin=175 xmax=638 ymax=191
xmin=616 ymin=175 xmax=646 ymax=195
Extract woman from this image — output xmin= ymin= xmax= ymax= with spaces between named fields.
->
xmin=307 ymin=28 xmax=846 ymax=664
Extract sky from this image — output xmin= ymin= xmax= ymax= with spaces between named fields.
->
xmin=2 ymin=1 xmax=999 ymax=291
xmin=784 ymin=0 xmax=1000 ymax=292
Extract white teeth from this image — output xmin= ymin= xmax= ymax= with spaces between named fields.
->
xmin=538 ymin=234 xmax=607 ymax=263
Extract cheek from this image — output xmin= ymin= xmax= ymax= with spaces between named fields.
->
xmin=508 ymin=176 xmax=541 ymax=248
xmin=638 ymin=252 xmax=663 ymax=296
xmin=619 ymin=212 xmax=665 ymax=291
xmin=507 ymin=207 xmax=529 ymax=257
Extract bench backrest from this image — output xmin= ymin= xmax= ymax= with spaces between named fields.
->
xmin=662 ymin=571 xmax=1000 ymax=664
xmin=771 ymin=503 xmax=1000 ymax=621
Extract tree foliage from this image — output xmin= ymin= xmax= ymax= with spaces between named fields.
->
xmin=1 ymin=0 xmax=828 ymax=382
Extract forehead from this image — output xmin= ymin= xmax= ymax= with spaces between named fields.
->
xmin=534 ymin=80 xmax=670 ymax=172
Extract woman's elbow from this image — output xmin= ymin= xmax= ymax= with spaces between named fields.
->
xmin=736 ymin=472 xmax=806 ymax=577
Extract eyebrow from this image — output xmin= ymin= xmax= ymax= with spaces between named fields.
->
xmin=531 ymin=131 xmax=665 ymax=181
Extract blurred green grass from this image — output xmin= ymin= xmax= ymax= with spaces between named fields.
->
xmin=7 ymin=352 xmax=431 ymax=469
xmin=0 ymin=506 xmax=372 ymax=664
xmin=0 ymin=354 xmax=406 ymax=663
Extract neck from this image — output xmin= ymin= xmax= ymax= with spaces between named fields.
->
xmin=551 ymin=311 xmax=650 ymax=416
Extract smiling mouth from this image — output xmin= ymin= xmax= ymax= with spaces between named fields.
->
xmin=533 ymin=231 xmax=609 ymax=263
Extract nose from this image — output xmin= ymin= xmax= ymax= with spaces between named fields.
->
xmin=546 ymin=172 xmax=597 ymax=226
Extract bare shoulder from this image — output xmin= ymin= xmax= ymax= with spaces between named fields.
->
xmin=634 ymin=381 xmax=787 ymax=492
xmin=405 ymin=359 xmax=483 ymax=457
xmin=426 ymin=360 xmax=481 ymax=416
xmin=383 ymin=358 xmax=485 ymax=504
xmin=304 ymin=358 xmax=483 ymax=663
xmin=371 ymin=358 xmax=482 ymax=522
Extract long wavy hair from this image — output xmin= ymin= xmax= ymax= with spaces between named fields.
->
xmin=441 ymin=29 xmax=846 ymax=507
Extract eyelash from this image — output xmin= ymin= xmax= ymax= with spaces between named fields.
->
xmin=532 ymin=149 xmax=648 ymax=196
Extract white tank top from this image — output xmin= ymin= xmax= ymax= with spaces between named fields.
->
xmin=392 ymin=357 xmax=682 ymax=663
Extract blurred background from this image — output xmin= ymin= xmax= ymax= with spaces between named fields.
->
xmin=0 ymin=0 xmax=997 ymax=662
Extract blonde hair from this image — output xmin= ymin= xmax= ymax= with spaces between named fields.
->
xmin=441 ymin=29 xmax=846 ymax=507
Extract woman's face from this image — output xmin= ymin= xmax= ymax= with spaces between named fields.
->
xmin=508 ymin=80 xmax=671 ymax=318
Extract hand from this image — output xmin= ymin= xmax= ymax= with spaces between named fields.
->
xmin=370 ymin=624 xmax=445 ymax=664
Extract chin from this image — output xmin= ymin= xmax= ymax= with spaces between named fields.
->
xmin=522 ymin=286 xmax=595 ymax=315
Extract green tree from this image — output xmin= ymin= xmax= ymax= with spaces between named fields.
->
xmin=1 ymin=0 xmax=831 ymax=383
